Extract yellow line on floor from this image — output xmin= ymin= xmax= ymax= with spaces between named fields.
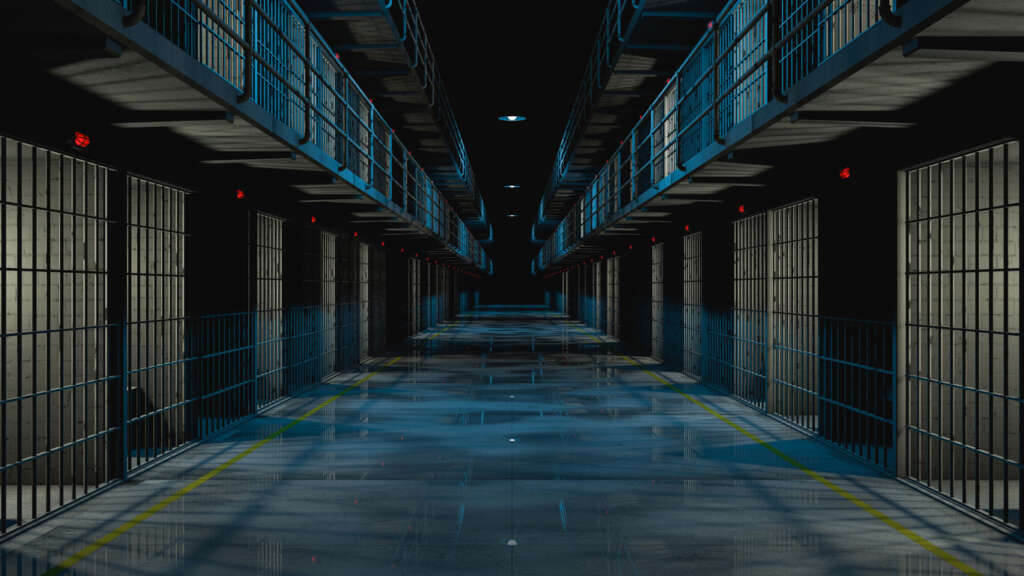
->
xmin=42 ymin=322 xmax=456 ymax=576
xmin=574 ymin=327 xmax=979 ymax=576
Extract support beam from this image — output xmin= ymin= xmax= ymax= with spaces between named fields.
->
xmin=640 ymin=11 xmax=716 ymax=20
xmin=307 ymin=10 xmax=384 ymax=20
xmin=114 ymin=110 xmax=234 ymax=128
xmin=624 ymin=44 xmax=691 ymax=52
xmin=789 ymin=110 xmax=916 ymax=129
xmin=903 ymin=36 xmax=1024 ymax=61
xmin=332 ymin=42 xmax=401 ymax=52
xmin=685 ymin=177 xmax=766 ymax=187
xmin=200 ymin=151 xmax=296 ymax=164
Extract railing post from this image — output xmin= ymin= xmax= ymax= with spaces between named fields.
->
xmin=299 ymin=26 xmax=312 ymax=145
xmin=768 ymin=0 xmax=787 ymax=103
xmin=238 ymin=0 xmax=253 ymax=104
xmin=712 ymin=22 xmax=724 ymax=145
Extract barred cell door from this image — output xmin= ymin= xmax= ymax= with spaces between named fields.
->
xmin=682 ymin=232 xmax=702 ymax=378
xmin=652 ymin=243 xmax=664 ymax=360
xmin=899 ymin=140 xmax=1022 ymax=529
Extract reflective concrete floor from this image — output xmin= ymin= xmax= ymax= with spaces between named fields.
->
xmin=2 ymin=307 xmax=1023 ymax=575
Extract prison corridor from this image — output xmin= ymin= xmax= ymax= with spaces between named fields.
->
xmin=0 ymin=307 xmax=1017 ymax=575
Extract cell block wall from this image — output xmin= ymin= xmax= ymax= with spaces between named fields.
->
xmin=255 ymin=212 xmax=284 ymax=406
xmin=771 ymin=199 xmax=819 ymax=428
xmin=903 ymin=140 xmax=1022 ymax=527
xmin=2 ymin=137 xmax=112 ymax=527
xmin=652 ymin=244 xmax=664 ymax=360
xmin=682 ymin=232 xmax=702 ymax=378
xmin=125 ymin=175 xmax=188 ymax=466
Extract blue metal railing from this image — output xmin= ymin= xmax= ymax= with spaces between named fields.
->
xmin=381 ymin=0 xmax=487 ymax=224
xmin=535 ymin=0 xmax=898 ymax=272
xmin=701 ymin=308 xmax=895 ymax=470
xmin=112 ymin=0 xmax=491 ymax=272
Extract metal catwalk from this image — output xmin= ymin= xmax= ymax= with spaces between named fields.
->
xmin=2 ymin=307 xmax=1021 ymax=575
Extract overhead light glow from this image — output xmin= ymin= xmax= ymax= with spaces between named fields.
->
xmin=498 ymin=115 xmax=526 ymax=123
xmin=504 ymin=184 xmax=520 ymax=189
xmin=506 ymin=212 xmax=519 ymax=218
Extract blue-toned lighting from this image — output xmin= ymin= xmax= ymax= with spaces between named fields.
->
xmin=498 ymin=115 xmax=526 ymax=123
xmin=506 ymin=212 xmax=519 ymax=218
xmin=504 ymin=184 xmax=520 ymax=189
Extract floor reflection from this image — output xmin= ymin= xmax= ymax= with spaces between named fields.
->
xmin=1 ymin=307 xmax=1021 ymax=575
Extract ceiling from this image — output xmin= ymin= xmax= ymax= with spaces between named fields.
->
xmin=414 ymin=0 xmax=609 ymax=283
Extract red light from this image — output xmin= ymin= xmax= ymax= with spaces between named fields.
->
xmin=380 ymin=241 xmax=385 ymax=247
xmin=400 ymin=248 xmax=405 ymax=253
xmin=235 ymin=189 xmax=245 ymax=200
xmin=628 ymin=244 xmax=633 ymax=251
xmin=651 ymin=236 xmax=656 ymax=243
xmin=310 ymin=216 xmax=317 ymax=224
xmin=707 ymin=20 xmax=714 ymax=30
xmin=72 ymin=132 xmax=90 ymax=149
xmin=738 ymin=204 xmax=745 ymax=214
xmin=353 ymin=231 xmax=358 ymax=238
xmin=684 ymin=224 xmax=690 ymax=232
xmin=612 ymin=250 xmax=617 ymax=256
xmin=839 ymin=166 xmax=852 ymax=180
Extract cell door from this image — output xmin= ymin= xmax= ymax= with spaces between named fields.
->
xmin=900 ymin=140 xmax=1022 ymax=529
xmin=682 ymin=232 xmax=702 ymax=379
xmin=652 ymin=243 xmax=664 ymax=360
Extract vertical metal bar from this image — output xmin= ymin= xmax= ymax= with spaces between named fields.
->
xmin=897 ymin=167 xmax=908 ymax=477
xmin=1 ymin=136 xmax=7 ymax=532
xmin=16 ymin=142 xmax=24 ymax=524
xmin=31 ymin=145 xmax=38 ymax=519
xmin=300 ymin=26 xmax=312 ymax=145
xmin=1001 ymin=143 xmax=1009 ymax=522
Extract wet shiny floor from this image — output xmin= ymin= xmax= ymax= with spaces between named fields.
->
xmin=3 ymin=307 xmax=1023 ymax=575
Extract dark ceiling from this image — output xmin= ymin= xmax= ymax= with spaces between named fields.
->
xmin=416 ymin=1 xmax=608 ymax=298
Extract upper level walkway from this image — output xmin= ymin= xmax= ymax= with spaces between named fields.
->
xmin=53 ymin=0 xmax=491 ymax=271
xmin=534 ymin=0 xmax=1017 ymax=272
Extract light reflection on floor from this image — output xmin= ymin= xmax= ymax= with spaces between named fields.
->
xmin=2 ymin=307 xmax=1022 ymax=575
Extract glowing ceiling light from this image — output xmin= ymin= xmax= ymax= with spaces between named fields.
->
xmin=504 ymin=184 xmax=520 ymax=189
xmin=498 ymin=115 xmax=526 ymax=123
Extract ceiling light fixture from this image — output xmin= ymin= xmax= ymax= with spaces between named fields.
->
xmin=498 ymin=115 xmax=526 ymax=123
xmin=504 ymin=184 xmax=520 ymax=189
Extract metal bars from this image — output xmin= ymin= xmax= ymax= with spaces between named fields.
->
xmin=125 ymin=175 xmax=187 ymax=466
xmin=682 ymin=232 xmax=702 ymax=378
xmin=902 ymin=140 xmax=1022 ymax=528
xmin=771 ymin=198 xmax=818 ymax=430
xmin=255 ymin=212 xmax=283 ymax=407
xmin=730 ymin=212 xmax=769 ymax=407
xmin=1 ymin=136 xmax=113 ymax=530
